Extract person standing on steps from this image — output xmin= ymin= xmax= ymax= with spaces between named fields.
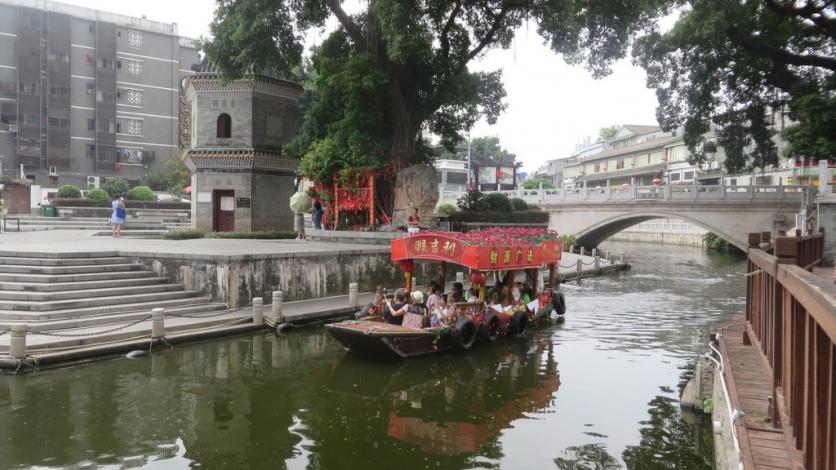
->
xmin=111 ymin=194 xmax=126 ymax=238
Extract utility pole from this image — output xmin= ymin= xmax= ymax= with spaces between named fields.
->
xmin=466 ymin=134 xmax=472 ymax=190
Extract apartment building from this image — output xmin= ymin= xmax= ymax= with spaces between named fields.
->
xmin=559 ymin=125 xmax=695 ymax=188
xmin=0 ymin=0 xmax=199 ymax=188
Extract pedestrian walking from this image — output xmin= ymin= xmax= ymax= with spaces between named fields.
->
xmin=111 ymin=194 xmax=126 ymax=238
xmin=312 ymin=200 xmax=324 ymax=230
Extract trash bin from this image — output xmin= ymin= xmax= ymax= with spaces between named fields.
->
xmin=41 ymin=204 xmax=56 ymax=217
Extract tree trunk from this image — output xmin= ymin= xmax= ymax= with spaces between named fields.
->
xmin=365 ymin=5 xmax=423 ymax=166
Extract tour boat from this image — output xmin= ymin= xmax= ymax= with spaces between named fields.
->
xmin=325 ymin=228 xmax=566 ymax=358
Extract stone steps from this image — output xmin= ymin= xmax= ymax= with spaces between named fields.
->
xmin=0 ymin=256 xmax=130 ymax=266
xmin=0 ymin=270 xmax=156 ymax=284
xmin=0 ymin=295 xmax=215 ymax=321
xmin=0 ymin=263 xmax=145 ymax=275
xmin=0 ymin=289 xmax=202 ymax=312
xmin=0 ymin=302 xmax=229 ymax=331
xmin=0 ymin=283 xmax=184 ymax=302
xmin=0 ymin=276 xmax=169 ymax=292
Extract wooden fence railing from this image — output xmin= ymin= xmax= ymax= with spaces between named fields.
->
xmin=746 ymin=230 xmax=835 ymax=469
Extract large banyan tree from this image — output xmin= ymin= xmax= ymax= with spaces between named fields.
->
xmin=202 ymin=0 xmax=666 ymax=182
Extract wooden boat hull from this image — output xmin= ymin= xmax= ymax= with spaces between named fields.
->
xmin=325 ymin=321 xmax=456 ymax=358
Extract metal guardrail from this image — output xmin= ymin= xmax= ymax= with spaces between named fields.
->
xmin=442 ymin=184 xmax=809 ymax=205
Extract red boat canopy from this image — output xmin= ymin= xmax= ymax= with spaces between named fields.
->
xmin=390 ymin=228 xmax=563 ymax=270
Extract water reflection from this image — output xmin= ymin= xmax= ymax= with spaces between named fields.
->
xmin=0 ymin=242 xmax=744 ymax=469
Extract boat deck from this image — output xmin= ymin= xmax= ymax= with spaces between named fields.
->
xmin=328 ymin=320 xmax=436 ymax=337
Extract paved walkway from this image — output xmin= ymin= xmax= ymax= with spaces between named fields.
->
xmin=717 ymin=315 xmax=800 ymax=469
xmin=0 ymin=230 xmax=388 ymax=260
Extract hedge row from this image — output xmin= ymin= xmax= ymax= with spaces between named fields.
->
xmin=209 ymin=231 xmax=297 ymax=240
xmin=448 ymin=210 xmax=549 ymax=224
xmin=54 ymin=198 xmax=190 ymax=209
xmin=163 ymin=229 xmax=298 ymax=241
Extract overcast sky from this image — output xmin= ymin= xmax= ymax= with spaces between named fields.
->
xmin=59 ymin=0 xmax=662 ymax=172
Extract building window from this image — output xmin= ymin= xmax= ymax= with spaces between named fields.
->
xmin=98 ymin=119 xmax=115 ymax=133
xmin=117 ymin=146 xmax=143 ymax=164
xmin=729 ymin=178 xmax=737 ymax=186
xmin=616 ymin=159 xmax=625 ymax=170
xmin=683 ymin=170 xmax=695 ymax=181
xmin=86 ymin=144 xmax=95 ymax=158
xmin=85 ymin=54 xmax=94 ymax=65
xmin=216 ymin=113 xmax=231 ymax=138
xmin=670 ymin=172 xmax=681 ymax=182
xmin=127 ymin=30 xmax=142 ymax=48
xmin=122 ymin=118 xmax=142 ymax=135
xmin=88 ymin=24 xmax=95 ymax=33
xmin=127 ymin=59 xmax=142 ymax=76
xmin=116 ymin=60 xmax=121 ymax=69
xmin=87 ymin=119 xmax=95 ymax=131
xmin=86 ymin=84 xmax=95 ymax=96
xmin=126 ymin=89 xmax=142 ymax=105
xmin=212 ymin=99 xmax=219 ymax=109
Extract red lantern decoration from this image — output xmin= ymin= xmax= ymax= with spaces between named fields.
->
xmin=652 ymin=177 xmax=663 ymax=185
xmin=469 ymin=271 xmax=485 ymax=285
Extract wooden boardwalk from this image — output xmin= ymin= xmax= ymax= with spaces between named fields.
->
xmin=718 ymin=315 xmax=802 ymax=469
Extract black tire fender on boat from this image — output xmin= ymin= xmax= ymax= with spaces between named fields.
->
xmin=510 ymin=311 xmax=528 ymax=336
xmin=553 ymin=291 xmax=566 ymax=316
xmin=452 ymin=317 xmax=477 ymax=349
xmin=479 ymin=312 xmax=501 ymax=342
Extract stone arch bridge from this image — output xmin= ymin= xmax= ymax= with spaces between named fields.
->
xmin=480 ymin=185 xmax=809 ymax=250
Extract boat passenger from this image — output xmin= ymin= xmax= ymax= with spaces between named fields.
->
xmin=450 ymin=282 xmax=465 ymax=303
xmin=426 ymin=284 xmax=443 ymax=313
xmin=466 ymin=287 xmax=480 ymax=303
xmin=388 ymin=291 xmax=428 ymax=329
xmin=515 ymin=282 xmax=532 ymax=303
xmin=429 ymin=295 xmax=449 ymax=327
xmin=383 ymin=290 xmax=407 ymax=325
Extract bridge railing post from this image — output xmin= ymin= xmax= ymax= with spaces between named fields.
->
xmin=692 ymin=181 xmax=698 ymax=201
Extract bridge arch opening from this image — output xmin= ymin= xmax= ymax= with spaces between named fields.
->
xmin=573 ymin=212 xmax=746 ymax=251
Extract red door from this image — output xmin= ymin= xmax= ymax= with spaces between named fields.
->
xmin=213 ymin=190 xmax=235 ymax=232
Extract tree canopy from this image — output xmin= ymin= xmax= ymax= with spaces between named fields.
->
xmin=597 ymin=125 xmax=620 ymax=142
xmin=634 ymin=0 xmax=836 ymax=173
xmin=434 ymin=136 xmax=516 ymax=167
xmin=203 ymin=0 xmax=667 ymax=182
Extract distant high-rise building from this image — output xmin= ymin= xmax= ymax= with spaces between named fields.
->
xmin=0 ymin=0 xmax=199 ymax=188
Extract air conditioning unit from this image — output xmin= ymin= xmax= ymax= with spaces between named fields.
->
xmin=87 ymin=175 xmax=100 ymax=189
xmin=48 ymin=166 xmax=58 ymax=176
xmin=8 ymin=124 xmax=17 ymax=133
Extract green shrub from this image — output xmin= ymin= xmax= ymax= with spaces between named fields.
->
xmin=560 ymin=234 xmax=576 ymax=247
xmin=483 ymin=192 xmax=513 ymax=212
xmin=527 ymin=202 xmax=542 ymax=211
xmin=521 ymin=178 xmax=555 ymax=189
xmin=126 ymin=185 xmax=156 ymax=201
xmin=703 ymin=232 xmax=743 ymax=253
xmin=85 ymin=188 xmax=110 ymax=205
xmin=207 ymin=231 xmax=297 ymax=239
xmin=456 ymin=189 xmax=489 ymax=212
xmin=436 ymin=203 xmax=457 ymax=216
xmin=102 ymin=178 xmax=130 ymax=198
xmin=510 ymin=197 xmax=529 ymax=211
xmin=56 ymin=185 xmax=82 ymax=199
xmin=163 ymin=228 xmax=205 ymax=240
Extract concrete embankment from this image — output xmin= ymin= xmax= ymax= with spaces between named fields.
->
xmin=0 ymin=230 xmax=629 ymax=370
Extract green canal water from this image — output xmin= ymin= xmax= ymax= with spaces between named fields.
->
xmin=0 ymin=241 xmax=746 ymax=469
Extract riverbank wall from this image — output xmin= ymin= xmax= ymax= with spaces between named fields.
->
xmin=607 ymin=232 xmax=705 ymax=247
